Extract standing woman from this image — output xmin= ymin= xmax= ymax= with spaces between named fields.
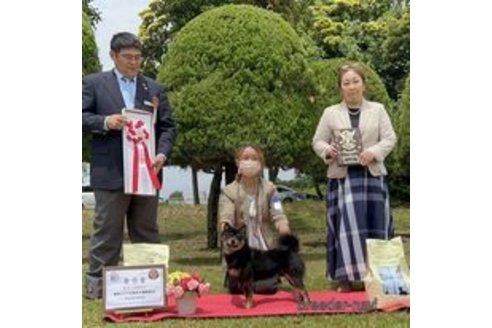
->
xmin=312 ymin=63 xmax=397 ymax=292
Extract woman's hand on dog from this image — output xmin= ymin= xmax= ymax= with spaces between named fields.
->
xmin=278 ymin=222 xmax=291 ymax=235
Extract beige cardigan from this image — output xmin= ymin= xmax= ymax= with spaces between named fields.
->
xmin=218 ymin=178 xmax=289 ymax=249
xmin=312 ymin=99 xmax=397 ymax=178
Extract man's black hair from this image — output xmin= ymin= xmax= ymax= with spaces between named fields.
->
xmin=110 ymin=32 xmax=141 ymax=52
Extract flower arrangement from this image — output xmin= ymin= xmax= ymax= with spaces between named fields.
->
xmin=167 ymin=270 xmax=210 ymax=299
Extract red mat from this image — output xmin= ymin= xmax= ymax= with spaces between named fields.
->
xmin=104 ymin=290 xmax=409 ymax=322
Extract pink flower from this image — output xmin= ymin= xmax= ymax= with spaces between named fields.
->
xmin=198 ymin=283 xmax=210 ymax=296
xmin=174 ymin=286 xmax=184 ymax=299
xmin=166 ymin=286 xmax=175 ymax=297
xmin=167 ymin=271 xmax=210 ymax=298
xmin=186 ymin=279 xmax=200 ymax=291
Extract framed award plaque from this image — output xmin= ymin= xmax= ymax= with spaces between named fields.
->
xmin=103 ymin=265 xmax=167 ymax=314
xmin=332 ymin=128 xmax=363 ymax=166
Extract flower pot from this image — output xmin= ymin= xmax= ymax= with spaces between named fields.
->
xmin=176 ymin=291 xmax=197 ymax=315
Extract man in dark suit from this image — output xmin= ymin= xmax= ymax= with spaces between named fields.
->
xmin=82 ymin=32 xmax=176 ymax=299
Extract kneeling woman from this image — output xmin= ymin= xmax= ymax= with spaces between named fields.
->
xmin=219 ymin=145 xmax=291 ymax=294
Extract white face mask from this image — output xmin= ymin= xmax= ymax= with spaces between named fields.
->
xmin=239 ymin=159 xmax=261 ymax=178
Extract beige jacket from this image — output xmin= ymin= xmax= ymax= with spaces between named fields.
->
xmin=218 ymin=178 xmax=289 ymax=249
xmin=312 ymin=99 xmax=397 ymax=178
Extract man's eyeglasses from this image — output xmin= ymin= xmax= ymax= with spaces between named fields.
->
xmin=120 ymin=54 xmax=142 ymax=62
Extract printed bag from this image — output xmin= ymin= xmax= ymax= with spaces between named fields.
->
xmin=363 ymin=237 xmax=410 ymax=310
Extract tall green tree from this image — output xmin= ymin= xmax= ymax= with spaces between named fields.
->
xmin=388 ymin=75 xmax=410 ymax=202
xmin=82 ymin=10 xmax=101 ymax=162
xmin=82 ymin=11 xmax=101 ymax=76
xmin=82 ymin=0 xmax=101 ymax=26
xmin=372 ymin=6 xmax=410 ymax=99
xmin=159 ymin=5 xmax=315 ymax=248
xmin=310 ymin=0 xmax=409 ymax=99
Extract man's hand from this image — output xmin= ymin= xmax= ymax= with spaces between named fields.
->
xmin=106 ymin=114 xmax=128 ymax=130
xmin=359 ymin=150 xmax=376 ymax=166
xmin=152 ymin=154 xmax=167 ymax=172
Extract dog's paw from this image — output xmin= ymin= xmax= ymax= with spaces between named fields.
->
xmin=243 ymin=299 xmax=254 ymax=309
xmin=296 ymin=292 xmax=311 ymax=305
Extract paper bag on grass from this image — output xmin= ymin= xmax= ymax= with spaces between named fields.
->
xmin=123 ymin=243 xmax=170 ymax=275
xmin=363 ymin=237 xmax=410 ymax=310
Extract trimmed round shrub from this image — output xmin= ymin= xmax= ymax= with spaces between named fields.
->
xmin=158 ymin=4 xmax=315 ymax=168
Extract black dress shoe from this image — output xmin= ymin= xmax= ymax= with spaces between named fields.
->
xmin=84 ymin=276 xmax=102 ymax=300
xmin=84 ymin=286 xmax=102 ymax=300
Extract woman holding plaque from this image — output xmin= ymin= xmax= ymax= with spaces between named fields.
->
xmin=312 ymin=63 xmax=397 ymax=292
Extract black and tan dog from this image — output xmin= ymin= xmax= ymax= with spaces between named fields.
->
xmin=221 ymin=222 xmax=310 ymax=308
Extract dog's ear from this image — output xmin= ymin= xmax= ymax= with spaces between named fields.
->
xmin=238 ymin=222 xmax=247 ymax=234
xmin=222 ymin=222 xmax=233 ymax=231
xmin=222 ymin=222 xmax=232 ymax=231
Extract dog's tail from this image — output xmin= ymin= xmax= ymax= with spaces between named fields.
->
xmin=278 ymin=234 xmax=300 ymax=253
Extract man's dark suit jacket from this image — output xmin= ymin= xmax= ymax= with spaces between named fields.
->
xmin=82 ymin=70 xmax=176 ymax=190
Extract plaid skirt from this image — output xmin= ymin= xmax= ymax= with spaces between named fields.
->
xmin=326 ymin=166 xmax=394 ymax=281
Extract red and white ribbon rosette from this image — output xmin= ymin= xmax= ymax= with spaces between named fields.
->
xmin=125 ymin=119 xmax=161 ymax=193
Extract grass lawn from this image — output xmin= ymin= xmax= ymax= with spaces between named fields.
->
xmin=82 ymin=201 xmax=410 ymax=327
